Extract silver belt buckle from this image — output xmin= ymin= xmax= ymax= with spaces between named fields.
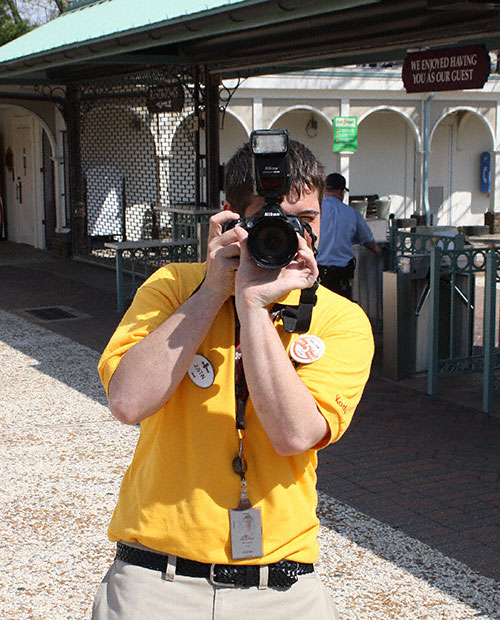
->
xmin=209 ymin=564 xmax=235 ymax=588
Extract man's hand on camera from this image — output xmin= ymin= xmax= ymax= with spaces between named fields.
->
xmin=232 ymin=223 xmax=328 ymax=456
xmin=234 ymin=226 xmax=318 ymax=312
xmin=202 ymin=210 xmax=241 ymax=303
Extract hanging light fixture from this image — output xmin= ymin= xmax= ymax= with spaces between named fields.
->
xmin=306 ymin=115 xmax=318 ymax=138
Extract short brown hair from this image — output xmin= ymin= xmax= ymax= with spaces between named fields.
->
xmin=224 ymin=138 xmax=325 ymax=216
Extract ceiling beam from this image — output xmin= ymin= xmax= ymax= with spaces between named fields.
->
xmin=87 ymin=52 xmax=199 ymax=66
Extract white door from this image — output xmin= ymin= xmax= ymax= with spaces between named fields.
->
xmin=14 ymin=123 xmax=36 ymax=245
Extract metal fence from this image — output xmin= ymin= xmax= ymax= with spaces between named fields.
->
xmin=105 ymin=238 xmax=200 ymax=313
xmin=103 ymin=208 xmax=219 ymax=312
xmin=427 ymin=244 xmax=500 ymax=413
xmin=72 ymin=68 xmax=214 ymax=267
xmin=388 ymin=226 xmax=466 ymax=270
xmin=389 ymin=227 xmax=500 ymax=414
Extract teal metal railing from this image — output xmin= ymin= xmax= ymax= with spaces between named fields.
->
xmin=171 ymin=208 xmax=220 ymax=239
xmin=389 ymin=228 xmax=500 ymax=414
xmin=105 ymin=239 xmax=199 ymax=313
xmin=388 ymin=226 xmax=465 ymax=271
xmin=426 ymin=244 xmax=500 ymax=413
xmin=483 ymin=250 xmax=498 ymax=413
xmin=104 ymin=207 xmax=220 ymax=313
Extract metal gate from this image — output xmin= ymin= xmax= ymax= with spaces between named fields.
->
xmin=388 ymin=227 xmax=500 ymax=415
xmin=70 ymin=67 xmax=212 ymax=263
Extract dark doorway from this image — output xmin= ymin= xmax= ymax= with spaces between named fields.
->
xmin=42 ymin=129 xmax=56 ymax=250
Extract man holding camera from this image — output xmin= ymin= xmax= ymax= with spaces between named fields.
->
xmin=92 ymin=133 xmax=374 ymax=620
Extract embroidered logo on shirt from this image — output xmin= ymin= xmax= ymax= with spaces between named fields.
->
xmin=188 ymin=354 xmax=215 ymax=388
xmin=289 ymin=335 xmax=325 ymax=364
xmin=335 ymin=395 xmax=348 ymax=414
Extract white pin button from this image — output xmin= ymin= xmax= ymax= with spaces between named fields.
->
xmin=188 ymin=354 xmax=215 ymax=388
xmin=290 ymin=335 xmax=325 ymax=364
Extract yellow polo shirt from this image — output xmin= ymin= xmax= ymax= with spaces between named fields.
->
xmin=98 ymin=262 xmax=373 ymax=565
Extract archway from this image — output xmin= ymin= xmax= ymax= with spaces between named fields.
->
xmin=351 ymin=108 xmax=419 ymax=219
xmin=269 ymin=107 xmax=333 ymax=172
xmin=220 ymin=111 xmax=249 ymax=167
xmin=429 ymin=109 xmax=493 ymax=227
xmin=0 ymin=103 xmax=60 ymax=249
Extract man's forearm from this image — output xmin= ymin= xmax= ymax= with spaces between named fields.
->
xmin=108 ymin=286 xmax=224 ymax=425
xmin=108 ymin=209 xmax=243 ymax=425
xmin=239 ymin=307 xmax=328 ymax=455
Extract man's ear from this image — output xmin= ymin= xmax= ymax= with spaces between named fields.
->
xmin=222 ymin=202 xmax=232 ymax=212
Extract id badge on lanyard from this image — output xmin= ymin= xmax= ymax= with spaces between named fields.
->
xmin=230 ymin=485 xmax=263 ymax=559
xmin=230 ymin=309 xmax=263 ymax=560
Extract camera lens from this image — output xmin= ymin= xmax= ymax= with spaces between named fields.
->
xmin=247 ymin=217 xmax=298 ymax=270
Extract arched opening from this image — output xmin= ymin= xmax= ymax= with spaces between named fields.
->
xmin=219 ymin=111 xmax=249 ymax=203
xmin=351 ymin=108 xmax=419 ymax=220
xmin=220 ymin=111 xmax=249 ymax=167
xmin=0 ymin=104 xmax=62 ymax=249
xmin=270 ymin=107 xmax=333 ymax=172
xmin=429 ymin=109 xmax=493 ymax=227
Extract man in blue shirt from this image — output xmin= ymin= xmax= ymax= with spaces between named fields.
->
xmin=316 ymin=173 xmax=380 ymax=300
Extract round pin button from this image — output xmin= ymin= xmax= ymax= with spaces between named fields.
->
xmin=188 ymin=354 xmax=215 ymax=388
xmin=290 ymin=335 xmax=325 ymax=364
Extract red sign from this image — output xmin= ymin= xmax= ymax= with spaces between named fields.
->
xmin=402 ymin=45 xmax=490 ymax=93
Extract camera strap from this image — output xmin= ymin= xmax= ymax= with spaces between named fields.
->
xmin=266 ymin=219 xmax=318 ymax=334
xmin=271 ymin=280 xmax=318 ymax=334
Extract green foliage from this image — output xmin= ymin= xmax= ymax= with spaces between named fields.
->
xmin=0 ymin=2 xmax=31 ymax=45
xmin=0 ymin=19 xmax=30 ymax=45
xmin=0 ymin=0 xmax=71 ymax=46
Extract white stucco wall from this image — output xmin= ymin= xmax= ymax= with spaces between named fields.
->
xmin=225 ymin=68 xmax=500 ymax=228
xmin=350 ymin=111 xmax=416 ymax=219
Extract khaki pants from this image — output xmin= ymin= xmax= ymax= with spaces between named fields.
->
xmin=92 ymin=559 xmax=339 ymax=620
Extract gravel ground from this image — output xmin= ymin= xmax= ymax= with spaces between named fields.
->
xmin=1 ymin=308 xmax=499 ymax=620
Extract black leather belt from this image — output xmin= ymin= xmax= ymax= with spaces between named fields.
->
xmin=116 ymin=542 xmax=314 ymax=588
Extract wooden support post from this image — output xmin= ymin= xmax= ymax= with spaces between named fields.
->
xmin=65 ymin=85 xmax=85 ymax=255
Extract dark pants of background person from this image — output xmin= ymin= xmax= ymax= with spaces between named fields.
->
xmin=318 ymin=259 xmax=356 ymax=300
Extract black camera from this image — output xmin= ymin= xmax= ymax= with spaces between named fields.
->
xmin=224 ymin=129 xmax=305 ymax=270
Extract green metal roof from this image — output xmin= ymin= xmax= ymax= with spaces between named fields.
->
xmin=1 ymin=0 xmax=500 ymax=82
xmin=0 ymin=0 xmax=250 ymax=63
xmin=0 ymin=0 xmax=371 ymax=65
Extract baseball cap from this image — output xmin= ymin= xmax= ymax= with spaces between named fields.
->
xmin=325 ymin=173 xmax=349 ymax=191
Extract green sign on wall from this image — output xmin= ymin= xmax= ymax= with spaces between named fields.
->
xmin=333 ymin=116 xmax=358 ymax=152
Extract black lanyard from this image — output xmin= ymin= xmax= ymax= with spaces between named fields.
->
xmin=233 ymin=304 xmax=249 ymax=480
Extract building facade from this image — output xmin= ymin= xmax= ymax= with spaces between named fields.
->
xmin=222 ymin=66 xmax=500 ymax=229
xmin=1 ymin=64 xmax=500 ymax=254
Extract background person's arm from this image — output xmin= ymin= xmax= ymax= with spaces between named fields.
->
xmin=364 ymin=240 xmax=381 ymax=255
